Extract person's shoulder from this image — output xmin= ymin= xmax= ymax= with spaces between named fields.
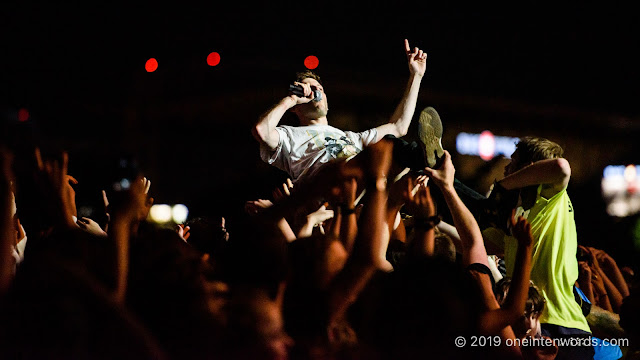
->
xmin=280 ymin=124 xmax=330 ymax=130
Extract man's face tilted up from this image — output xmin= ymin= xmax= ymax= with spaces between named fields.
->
xmin=292 ymin=78 xmax=329 ymax=124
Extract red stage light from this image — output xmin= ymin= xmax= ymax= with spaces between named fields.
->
xmin=207 ymin=52 xmax=221 ymax=66
xmin=145 ymin=58 xmax=158 ymax=72
xmin=304 ymin=55 xmax=319 ymax=69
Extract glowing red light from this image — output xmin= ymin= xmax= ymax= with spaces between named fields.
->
xmin=304 ymin=55 xmax=319 ymax=69
xmin=478 ymin=130 xmax=496 ymax=161
xmin=18 ymin=108 xmax=29 ymax=122
xmin=207 ymin=52 xmax=221 ymax=66
xmin=145 ymin=58 xmax=158 ymax=72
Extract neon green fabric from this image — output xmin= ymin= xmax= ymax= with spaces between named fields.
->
xmin=485 ymin=185 xmax=590 ymax=333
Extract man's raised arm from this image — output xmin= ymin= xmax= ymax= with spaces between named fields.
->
xmin=252 ymin=82 xmax=315 ymax=150
xmin=374 ymin=39 xmax=427 ymax=140
xmin=498 ymin=158 xmax=571 ymax=198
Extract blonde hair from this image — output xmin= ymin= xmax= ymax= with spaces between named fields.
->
xmin=515 ymin=136 xmax=564 ymax=164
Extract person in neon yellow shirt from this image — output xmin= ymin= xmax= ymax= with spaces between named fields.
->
xmin=485 ymin=136 xmax=594 ymax=359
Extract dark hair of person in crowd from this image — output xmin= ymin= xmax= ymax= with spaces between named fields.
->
xmin=494 ymin=277 xmax=546 ymax=338
xmin=433 ymin=230 xmax=457 ymax=263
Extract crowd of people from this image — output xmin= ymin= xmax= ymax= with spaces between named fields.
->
xmin=0 ymin=39 xmax=638 ymax=360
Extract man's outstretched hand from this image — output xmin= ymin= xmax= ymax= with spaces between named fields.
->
xmin=405 ymin=39 xmax=427 ymax=77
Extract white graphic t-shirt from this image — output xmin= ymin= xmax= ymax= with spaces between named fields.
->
xmin=260 ymin=124 xmax=378 ymax=184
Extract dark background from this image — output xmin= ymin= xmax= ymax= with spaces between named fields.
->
xmin=2 ymin=3 xmax=639 ymax=266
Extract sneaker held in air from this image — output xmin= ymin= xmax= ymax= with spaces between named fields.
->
xmin=418 ymin=106 xmax=445 ymax=169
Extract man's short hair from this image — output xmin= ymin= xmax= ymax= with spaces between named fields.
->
xmin=295 ymin=70 xmax=322 ymax=85
xmin=515 ymin=136 xmax=564 ymax=164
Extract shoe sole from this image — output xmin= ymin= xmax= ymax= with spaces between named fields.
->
xmin=418 ymin=106 xmax=444 ymax=168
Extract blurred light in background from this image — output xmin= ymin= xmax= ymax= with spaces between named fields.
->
xmin=478 ymin=131 xmax=496 ymax=160
xmin=145 ymin=58 xmax=158 ymax=72
xmin=171 ymin=204 xmax=189 ymax=224
xmin=207 ymin=52 xmax=221 ymax=66
xmin=149 ymin=204 xmax=172 ymax=223
xmin=149 ymin=204 xmax=189 ymax=224
xmin=602 ymin=165 xmax=640 ymax=217
xmin=304 ymin=55 xmax=319 ymax=70
xmin=112 ymin=178 xmax=131 ymax=192
xmin=456 ymin=131 xmax=519 ymax=160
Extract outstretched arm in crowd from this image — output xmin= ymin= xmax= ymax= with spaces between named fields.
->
xmin=106 ymin=175 xmax=153 ymax=304
xmin=326 ymin=139 xmax=394 ymax=326
xmin=11 ymin=148 xmax=78 ymax=245
xmin=34 ymin=149 xmax=79 ymax=230
xmin=424 ymin=151 xmax=488 ymax=267
xmin=245 ymin=180 xmax=297 ymax=243
xmin=425 ymin=151 xmax=533 ymax=349
xmin=480 ymin=213 xmax=534 ymax=332
xmin=334 ymin=177 xmax=359 ymax=254
xmin=101 ymin=176 xmax=150 ymax=235
xmin=401 ymin=176 xmax=437 ymax=257
xmin=374 ymin=39 xmax=427 ymax=140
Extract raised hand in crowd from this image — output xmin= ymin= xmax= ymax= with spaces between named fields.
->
xmin=424 ymin=150 xmax=487 ymax=267
xmin=272 ymin=178 xmax=294 ymax=202
xmin=296 ymin=202 xmax=334 ymax=238
xmin=176 ymin=223 xmax=191 ymax=242
xmin=76 ymin=217 xmax=107 ymax=237
xmin=246 ymin=180 xmax=297 ymax=243
xmin=423 ymin=150 xmax=534 ymax=356
xmin=330 ymin=177 xmax=359 ymax=254
xmin=107 ymin=174 xmax=153 ymax=304
xmin=31 ymin=148 xmax=78 ymax=231
xmin=402 ymin=176 xmax=437 ymax=257
xmin=101 ymin=176 xmax=151 ymax=234
xmin=245 ymin=198 xmax=274 ymax=216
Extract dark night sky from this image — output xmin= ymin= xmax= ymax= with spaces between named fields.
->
xmin=4 ymin=4 xmax=640 ymax=115
xmin=3 ymin=4 xmax=640 ymax=262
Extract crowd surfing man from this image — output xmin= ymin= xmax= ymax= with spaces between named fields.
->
xmin=252 ymin=39 xmax=428 ymax=186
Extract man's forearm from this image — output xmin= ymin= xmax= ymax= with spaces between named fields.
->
xmin=388 ymin=73 xmax=423 ymax=137
xmin=441 ymin=184 xmax=487 ymax=266
xmin=499 ymin=158 xmax=571 ymax=191
xmin=501 ymin=240 xmax=532 ymax=319
xmin=253 ymin=96 xmax=295 ymax=149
